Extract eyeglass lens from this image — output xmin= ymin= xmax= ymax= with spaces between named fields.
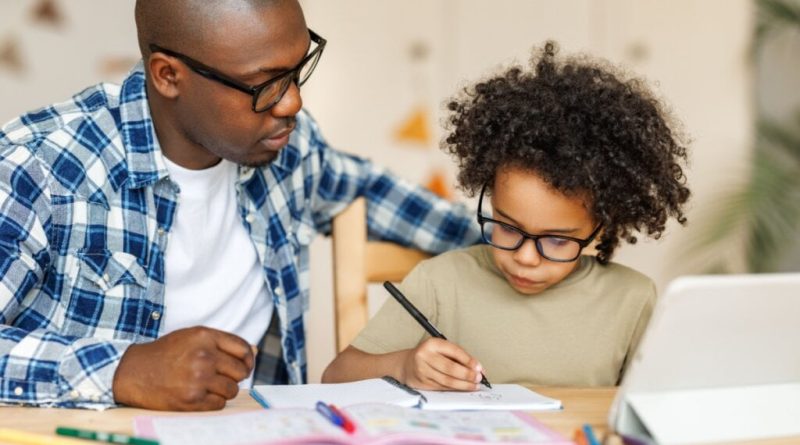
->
xmin=253 ymin=46 xmax=323 ymax=112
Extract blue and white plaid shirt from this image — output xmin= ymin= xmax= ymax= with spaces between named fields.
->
xmin=0 ymin=63 xmax=481 ymax=409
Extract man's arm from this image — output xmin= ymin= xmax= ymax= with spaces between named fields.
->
xmin=301 ymin=116 xmax=481 ymax=251
xmin=0 ymin=145 xmax=133 ymax=408
xmin=0 ymin=146 xmax=255 ymax=410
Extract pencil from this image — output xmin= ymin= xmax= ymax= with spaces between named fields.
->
xmin=382 ymin=281 xmax=492 ymax=388
xmin=0 ymin=428 xmax=88 ymax=445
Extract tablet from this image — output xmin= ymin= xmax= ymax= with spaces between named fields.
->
xmin=610 ymin=273 xmax=800 ymax=444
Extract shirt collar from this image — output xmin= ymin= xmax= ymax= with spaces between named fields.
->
xmin=118 ymin=61 xmax=170 ymax=189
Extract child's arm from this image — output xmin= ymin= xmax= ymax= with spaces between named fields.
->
xmin=322 ymin=339 xmax=484 ymax=391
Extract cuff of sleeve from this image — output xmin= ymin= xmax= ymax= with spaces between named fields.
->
xmin=56 ymin=337 xmax=133 ymax=409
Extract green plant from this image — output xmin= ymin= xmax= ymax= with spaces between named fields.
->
xmin=755 ymin=0 xmax=800 ymax=50
xmin=689 ymin=0 xmax=800 ymax=273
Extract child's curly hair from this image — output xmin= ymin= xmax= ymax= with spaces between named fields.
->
xmin=443 ymin=41 xmax=690 ymax=264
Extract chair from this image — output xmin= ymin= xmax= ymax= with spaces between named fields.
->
xmin=331 ymin=197 xmax=431 ymax=352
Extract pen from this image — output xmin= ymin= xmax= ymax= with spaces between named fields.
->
xmin=582 ymin=423 xmax=601 ymax=445
xmin=315 ymin=401 xmax=345 ymax=429
xmin=382 ymin=281 xmax=492 ymax=389
xmin=328 ymin=404 xmax=357 ymax=434
xmin=55 ymin=427 xmax=159 ymax=445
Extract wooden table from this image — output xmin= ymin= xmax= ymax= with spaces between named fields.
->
xmin=0 ymin=387 xmax=797 ymax=444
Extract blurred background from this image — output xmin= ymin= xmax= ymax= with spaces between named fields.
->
xmin=1 ymin=0 xmax=798 ymax=382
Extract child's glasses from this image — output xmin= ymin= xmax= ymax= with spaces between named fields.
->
xmin=477 ymin=184 xmax=602 ymax=262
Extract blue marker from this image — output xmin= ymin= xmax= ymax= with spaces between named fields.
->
xmin=582 ymin=423 xmax=601 ymax=445
xmin=316 ymin=401 xmax=344 ymax=428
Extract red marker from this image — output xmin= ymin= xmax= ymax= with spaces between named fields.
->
xmin=328 ymin=404 xmax=356 ymax=434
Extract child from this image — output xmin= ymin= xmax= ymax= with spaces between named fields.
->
xmin=322 ymin=42 xmax=690 ymax=390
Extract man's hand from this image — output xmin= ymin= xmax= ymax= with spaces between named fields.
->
xmin=400 ymin=338 xmax=483 ymax=391
xmin=113 ymin=327 xmax=255 ymax=411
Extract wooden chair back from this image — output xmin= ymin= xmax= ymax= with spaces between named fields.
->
xmin=331 ymin=198 xmax=431 ymax=352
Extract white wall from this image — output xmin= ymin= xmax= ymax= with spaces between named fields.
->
xmin=0 ymin=1 xmax=754 ymax=383
xmin=0 ymin=1 xmax=137 ymax=118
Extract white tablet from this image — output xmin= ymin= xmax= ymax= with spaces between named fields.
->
xmin=610 ymin=273 xmax=800 ymax=444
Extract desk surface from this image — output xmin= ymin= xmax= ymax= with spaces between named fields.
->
xmin=0 ymin=386 xmax=797 ymax=445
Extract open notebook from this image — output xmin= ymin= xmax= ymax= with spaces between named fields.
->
xmin=250 ymin=377 xmax=562 ymax=411
xmin=134 ymin=403 xmax=570 ymax=445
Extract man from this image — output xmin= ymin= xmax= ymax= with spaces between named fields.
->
xmin=0 ymin=0 xmax=480 ymax=411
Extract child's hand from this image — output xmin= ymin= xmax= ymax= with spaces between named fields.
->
xmin=400 ymin=338 xmax=484 ymax=391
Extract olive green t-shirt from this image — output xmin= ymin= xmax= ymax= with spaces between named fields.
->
xmin=351 ymin=245 xmax=656 ymax=386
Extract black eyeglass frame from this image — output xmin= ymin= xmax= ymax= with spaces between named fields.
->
xmin=477 ymin=184 xmax=603 ymax=262
xmin=148 ymin=29 xmax=326 ymax=113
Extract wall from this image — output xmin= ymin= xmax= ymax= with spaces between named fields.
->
xmin=0 ymin=1 xmax=754 ymax=383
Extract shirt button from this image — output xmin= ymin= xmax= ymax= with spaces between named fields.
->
xmin=274 ymin=287 xmax=283 ymax=296
xmin=157 ymin=227 xmax=166 ymax=236
xmin=70 ymin=390 xmax=79 ymax=399
xmin=13 ymin=387 xmax=23 ymax=396
xmin=103 ymin=273 xmax=110 ymax=282
xmin=151 ymin=311 xmax=161 ymax=320
xmin=245 ymin=214 xmax=256 ymax=223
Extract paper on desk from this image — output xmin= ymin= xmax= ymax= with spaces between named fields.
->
xmin=251 ymin=380 xmax=562 ymax=411
xmin=250 ymin=378 xmax=420 ymax=409
xmin=419 ymin=384 xmax=563 ymax=411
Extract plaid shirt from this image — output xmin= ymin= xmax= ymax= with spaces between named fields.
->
xmin=0 ymin=63 xmax=481 ymax=409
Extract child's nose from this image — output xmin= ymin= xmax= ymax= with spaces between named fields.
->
xmin=512 ymin=238 xmax=542 ymax=267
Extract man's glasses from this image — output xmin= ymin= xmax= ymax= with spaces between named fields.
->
xmin=149 ymin=29 xmax=326 ymax=113
xmin=477 ymin=184 xmax=602 ymax=262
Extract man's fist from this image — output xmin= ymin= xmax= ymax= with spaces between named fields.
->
xmin=113 ymin=326 xmax=255 ymax=411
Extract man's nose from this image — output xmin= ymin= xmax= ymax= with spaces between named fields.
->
xmin=270 ymin=82 xmax=303 ymax=118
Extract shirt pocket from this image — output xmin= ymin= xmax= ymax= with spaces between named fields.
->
xmin=58 ymin=249 xmax=150 ymax=339
xmin=74 ymin=249 xmax=149 ymax=292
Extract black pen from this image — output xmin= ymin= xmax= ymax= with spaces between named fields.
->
xmin=382 ymin=281 xmax=492 ymax=388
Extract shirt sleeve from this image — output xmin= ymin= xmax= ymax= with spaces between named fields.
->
xmin=301 ymin=114 xmax=482 ymax=254
xmin=0 ymin=146 xmax=131 ymax=409
xmin=619 ymin=280 xmax=658 ymax=381
xmin=350 ymin=261 xmax=437 ymax=354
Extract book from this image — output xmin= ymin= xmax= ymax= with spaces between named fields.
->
xmin=249 ymin=377 xmax=562 ymax=411
xmin=134 ymin=403 xmax=571 ymax=445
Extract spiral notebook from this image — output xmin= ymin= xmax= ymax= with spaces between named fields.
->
xmin=134 ymin=403 xmax=571 ymax=445
xmin=250 ymin=377 xmax=562 ymax=411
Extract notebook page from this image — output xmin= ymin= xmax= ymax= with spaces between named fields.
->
xmin=134 ymin=409 xmax=347 ymax=445
xmin=251 ymin=378 xmax=420 ymax=409
xmin=418 ymin=384 xmax=563 ymax=411
xmin=345 ymin=404 xmax=570 ymax=444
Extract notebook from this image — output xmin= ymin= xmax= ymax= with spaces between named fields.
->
xmin=134 ymin=403 xmax=571 ymax=445
xmin=250 ymin=377 xmax=562 ymax=411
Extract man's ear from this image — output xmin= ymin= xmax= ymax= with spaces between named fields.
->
xmin=147 ymin=53 xmax=182 ymax=100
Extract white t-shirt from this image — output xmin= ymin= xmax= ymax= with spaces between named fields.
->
xmin=162 ymin=157 xmax=272 ymax=387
